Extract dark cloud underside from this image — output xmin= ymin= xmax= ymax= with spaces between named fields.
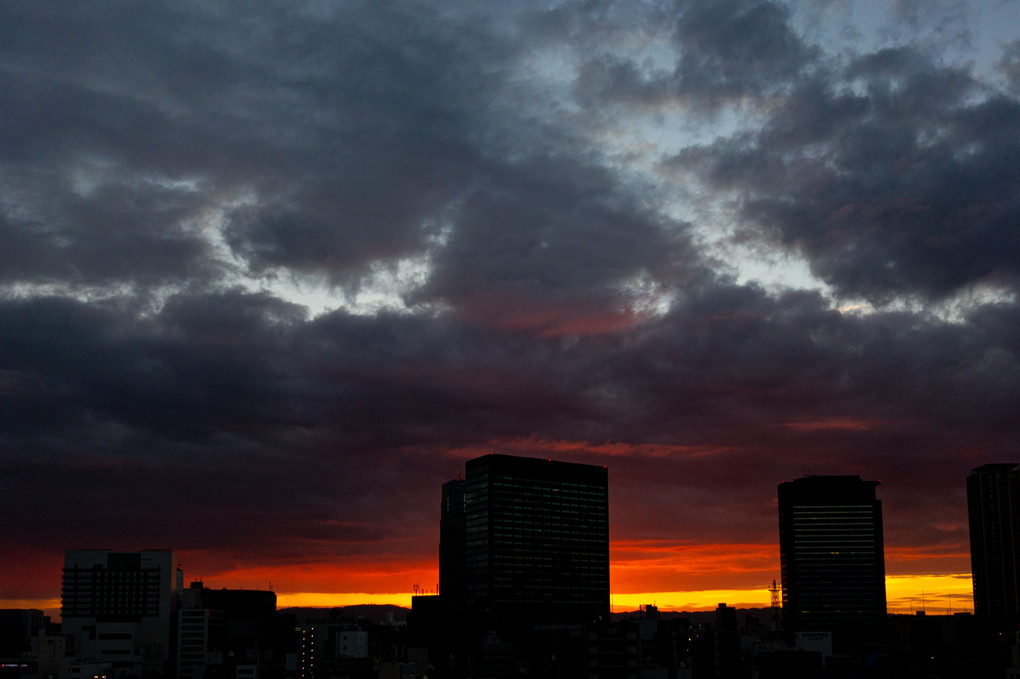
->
xmin=1 ymin=0 xmax=1016 ymax=598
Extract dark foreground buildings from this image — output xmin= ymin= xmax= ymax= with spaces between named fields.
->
xmin=967 ymin=463 xmax=1020 ymax=622
xmin=778 ymin=475 xmax=887 ymax=649
xmin=53 ymin=550 xmax=294 ymax=679
xmin=61 ymin=550 xmax=182 ymax=679
xmin=438 ymin=476 xmax=467 ymax=611
xmin=421 ymin=453 xmax=610 ymax=675
xmin=454 ymin=453 xmax=610 ymax=622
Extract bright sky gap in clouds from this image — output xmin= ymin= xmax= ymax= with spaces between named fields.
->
xmin=2 ymin=0 xmax=1018 ymax=614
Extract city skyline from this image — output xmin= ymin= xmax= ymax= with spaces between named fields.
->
xmin=4 ymin=463 xmax=980 ymax=618
xmin=2 ymin=0 xmax=1016 ymax=620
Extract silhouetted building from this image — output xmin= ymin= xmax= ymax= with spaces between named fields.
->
xmin=61 ymin=550 xmax=183 ymax=679
xmin=296 ymin=623 xmax=326 ymax=679
xmin=778 ymin=476 xmax=886 ymax=645
xmin=967 ymin=463 xmax=1020 ymax=621
xmin=0 ymin=609 xmax=45 ymax=658
xmin=711 ymin=603 xmax=745 ymax=679
xmin=457 ymin=453 xmax=610 ymax=623
xmin=426 ymin=454 xmax=609 ymax=675
xmin=439 ymin=477 xmax=466 ymax=607
xmin=177 ymin=606 xmax=221 ymax=679
xmin=177 ymin=581 xmax=283 ymax=679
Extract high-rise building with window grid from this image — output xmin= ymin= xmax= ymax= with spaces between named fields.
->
xmin=61 ymin=550 xmax=182 ymax=679
xmin=967 ymin=463 xmax=1020 ymax=621
xmin=441 ymin=453 xmax=609 ymax=623
xmin=778 ymin=476 xmax=886 ymax=641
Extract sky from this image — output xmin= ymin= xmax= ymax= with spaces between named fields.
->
xmin=1 ymin=0 xmax=1018 ymax=617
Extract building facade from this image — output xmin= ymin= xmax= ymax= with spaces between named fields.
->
xmin=967 ymin=463 xmax=1020 ymax=621
xmin=177 ymin=580 xmax=281 ymax=679
xmin=61 ymin=550 xmax=182 ymax=679
xmin=447 ymin=453 xmax=610 ymax=623
xmin=778 ymin=476 xmax=886 ymax=642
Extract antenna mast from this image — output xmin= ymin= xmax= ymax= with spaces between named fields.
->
xmin=768 ymin=579 xmax=782 ymax=632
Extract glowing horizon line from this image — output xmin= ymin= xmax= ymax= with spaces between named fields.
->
xmin=4 ymin=573 xmax=975 ymax=618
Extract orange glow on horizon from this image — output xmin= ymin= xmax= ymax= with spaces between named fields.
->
xmin=0 ymin=598 xmax=61 ymax=614
xmin=613 ymin=589 xmax=770 ymax=612
xmin=258 ymin=573 xmax=979 ymax=615
xmin=277 ymin=592 xmax=415 ymax=609
xmin=885 ymin=574 xmax=974 ymax=614
xmin=6 ymin=574 xmax=974 ymax=621
xmin=610 ymin=540 xmax=779 ymax=593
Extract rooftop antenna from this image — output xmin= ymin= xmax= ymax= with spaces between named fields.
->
xmin=768 ymin=580 xmax=782 ymax=632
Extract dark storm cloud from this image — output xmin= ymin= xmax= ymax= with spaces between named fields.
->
xmin=0 ymin=178 xmax=215 ymax=287
xmin=5 ymin=286 xmax=1014 ymax=563
xmin=0 ymin=293 xmax=306 ymax=448
xmin=573 ymin=0 xmax=816 ymax=113
xmin=414 ymin=156 xmax=704 ymax=331
xmin=999 ymin=40 xmax=1020 ymax=92
xmin=1 ymin=0 xmax=1017 ymax=598
xmin=578 ymin=284 xmax=1018 ymax=550
xmin=671 ymin=43 xmax=1020 ymax=302
xmin=574 ymin=55 xmax=675 ymax=109
xmin=672 ymin=0 xmax=816 ymax=105
xmin=1 ymin=1 xmax=515 ymax=289
xmin=576 ymin=282 xmax=1018 ymax=454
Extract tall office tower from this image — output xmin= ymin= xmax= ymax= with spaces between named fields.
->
xmin=62 ymin=550 xmax=182 ymax=679
xmin=967 ymin=463 xmax=1020 ymax=620
xmin=778 ymin=476 xmax=887 ymax=641
xmin=439 ymin=477 xmax=466 ymax=607
xmin=449 ymin=453 xmax=610 ymax=623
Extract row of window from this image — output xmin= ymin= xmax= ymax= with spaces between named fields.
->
xmin=490 ymin=524 xmax=608 ymax=535
xmin=492 ymin=486 xmax=606 ymax=499
xmin=491 ymin=551 xmax=607 ymax=560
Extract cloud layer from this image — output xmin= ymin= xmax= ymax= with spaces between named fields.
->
xmin=1 ymin=0 xmax=1016 ymax=607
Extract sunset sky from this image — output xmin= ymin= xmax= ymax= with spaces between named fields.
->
xmin=2 ymin=0 xmax=1018 ymax=619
